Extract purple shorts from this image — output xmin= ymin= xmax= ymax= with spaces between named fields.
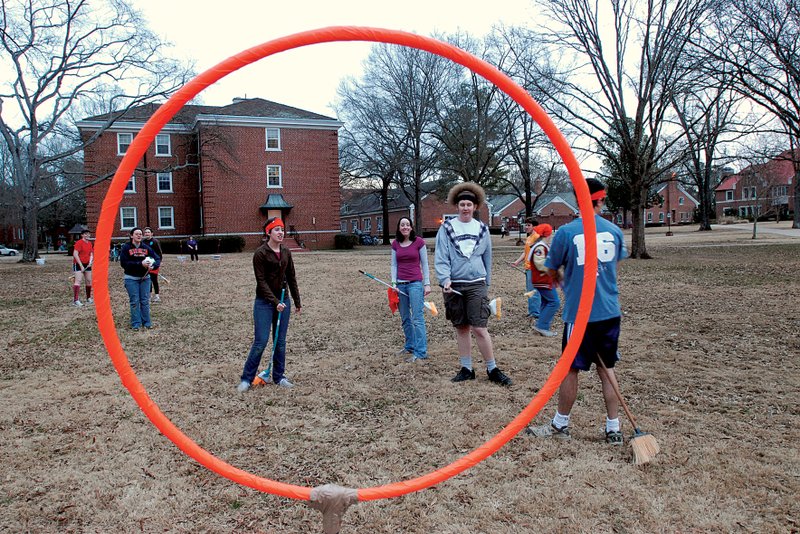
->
xmin=562 ymin=316 xmax=622 ymax=371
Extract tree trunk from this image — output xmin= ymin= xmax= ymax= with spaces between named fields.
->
xmin=698 ymin=192 xmax=713 ymax=231
xmin=21 ymin=186 xmax=40 ymax=262
xmin=629 ymin=192 xmax=651 ymax=259
xmin=793 ymin=171 xmax=800 ymax=229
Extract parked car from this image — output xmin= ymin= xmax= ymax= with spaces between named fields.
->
xmin=0 ymin=245 xmax=18 ymax=256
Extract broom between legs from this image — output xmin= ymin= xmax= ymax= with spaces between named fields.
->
xmin=595 ymin=357 xmax=660 ymax=465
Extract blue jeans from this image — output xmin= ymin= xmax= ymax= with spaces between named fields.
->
xmin=535 ymin=287 xmax=560 ymax=330
xmin=397 ymin=281 xmax=428 ymax=358
xmin=241 ymin=296 xmax=291 ymax=384
xmin=525 ymin=270 xmax=542 ymax=317
xmin=124 ymin=277 xmax=152 ymax=328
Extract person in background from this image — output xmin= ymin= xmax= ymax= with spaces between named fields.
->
xmin=71 ymin=229 xmax=94 ymax=307
xmin=143 ymin=227 xmax=163 ymax=302
xmin=391 ymin=216 xmax=431 ymax=362
xmin=527 ymin=178 xmax=628 ymax=445
xmin=119 ymin=227 xmax=160 ymax=331
xmin=186 ymin=235 xmax=199 ymax=262
xmin=529 ymin=224 xmax=560 ymax=337
xmin=238 ymin=218 xmax=302 ymax=392
xmin=510 ymin=217 xmax=542 ymax=321
xmin=434 ymin=182 xmax=512 ymax=387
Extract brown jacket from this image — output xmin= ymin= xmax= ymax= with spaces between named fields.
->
xmin=253 ymin=243 xmax=301 ymax=308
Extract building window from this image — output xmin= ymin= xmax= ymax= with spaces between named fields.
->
xmin=117 ymin=133 xmax=133 ymax=155
xmin=155 ymin=134 xmax=171 ymax=156
xmin=647 ymin=212 xmax=653 ymax=222
xmin=351 ymin=219 xmax=358 ymax=232
xmin=678 ymin=197 xmax=684 ymax=205
xmin=340 ymin=220 xmax=347 ymax=233
xmin=739 ymin=206 xmax=748 ymax=217
xmin=199 ymin=206 xmax=203 ymax=229
xmin=376 ymin=216 xmax=383 ymax=232
xmin=659 ymin=212 xmax=664 ymax=222
xmin=680 ymin=212 xmax=686 ymax=221
xmin=266 ymin=128 xmax=281 ymax=150
xmin=267 ymin=165 xmax=282 ymax=188
xmin=157 ymin=172 xmax=173 ymax=193
xmin=750 ymin=186 xmax=757 ymax=198
xmin=363 ymin=218 xmax=372 ymax=232
xmin=125 ymin=175 xmax=136 ymax=193
xmin=158 ymin=206 xmax=175 ymax=229
xmin=725 ymin=190 xmax=733 ymax=201
xmin=120 ymin=207 xmax=137 ymax=230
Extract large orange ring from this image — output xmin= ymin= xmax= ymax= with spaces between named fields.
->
xmin=93 ymin=27 xmax=598 ymax=502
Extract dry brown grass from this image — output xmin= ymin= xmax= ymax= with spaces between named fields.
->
xmin=1 ymin=224 xmax=798 ymax=533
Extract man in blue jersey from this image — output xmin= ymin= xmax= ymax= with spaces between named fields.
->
xmin=526 ymin=178 xmax=628 ymax=445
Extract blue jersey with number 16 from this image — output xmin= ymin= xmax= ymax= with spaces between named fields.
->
xmin=544 ymin=214 xmax=627 ymax=323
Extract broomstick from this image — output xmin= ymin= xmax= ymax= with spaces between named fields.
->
xmin=595 ymin=357 xmax=660 ymax=465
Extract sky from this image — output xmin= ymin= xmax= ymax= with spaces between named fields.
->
xmin=133 ymin=0 xmax=535 ymax=117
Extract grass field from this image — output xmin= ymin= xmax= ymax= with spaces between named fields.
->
xmin=1 ymin=223 xmax=798 ymax=532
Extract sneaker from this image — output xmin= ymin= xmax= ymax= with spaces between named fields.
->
xmin=605 ymin=430 xmax=624 ymax=445
xmin=525 ymin=423 xmax=571 ymax=441
xmin=152 ymin=294 xmax=160 ymax=303
xmin=395 ymin=348 xmax=413 ymax=356
xmin=73 ymin=300 xmax=83 ymax=307
xmin=277 ymin=377 xmax=294 ymax=388
xmin=256 ymin=370 xmax=273 ymax=384
xmin=533 ymin=326 xmax=558 ymax=337
xmin=87 ymin=298 xmax=94 ymax=304
xmin=236 ymin=380 xmax=250 ymax=393
xmin=451 ymin=367 xmax=476 ymax=382
xmin=487 ymin=367 xmax=513 ymax=386
xmin=131 ymin=327 xmax=140 ymax=332
xmin=406 ymin=355 xmax=429 ymax=362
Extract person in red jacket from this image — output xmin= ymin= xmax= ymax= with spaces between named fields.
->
xmin=72 ymin=229 xmax=94 ymax=307
xmin=529 ymin=224 xmax=560 ymax=336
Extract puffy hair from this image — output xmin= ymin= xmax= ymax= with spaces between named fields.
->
xmin=447 ymin=181 xmax=486 ymax=207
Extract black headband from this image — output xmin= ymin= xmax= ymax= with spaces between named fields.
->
xmin=455 ymin=191 xmax=478 ymax=203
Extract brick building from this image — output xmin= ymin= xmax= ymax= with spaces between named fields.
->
xmin=78 ymin=98 xmax=342 ymax=249
xmin=715 ymin=150 xmax=796 ymax=220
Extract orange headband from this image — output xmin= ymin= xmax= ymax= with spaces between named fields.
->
xmin=264 ymin=218 xmax=284 ymax=235
xmin=590 ymin=190 xmax=606 ymax=201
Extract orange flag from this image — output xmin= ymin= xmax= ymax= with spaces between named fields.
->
xmin=387 ymin=288 xmax=399 ymax=314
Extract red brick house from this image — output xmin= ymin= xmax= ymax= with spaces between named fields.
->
xmin=78 ymin=98 xmax=343 ymax=249
xmin=715 ymin=151 xmax=796 ymax=220
xmin=644 ymin=181 xmax=699 ymax=226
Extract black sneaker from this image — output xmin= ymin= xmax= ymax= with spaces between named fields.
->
xmin=487 ymin=367 xmax=513 ymax=386
xmin=451 ymin=367 xmax=476 ymax=382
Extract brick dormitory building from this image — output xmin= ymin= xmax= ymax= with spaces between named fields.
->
xmin=78 ymin=97 xmax=343 ymax=250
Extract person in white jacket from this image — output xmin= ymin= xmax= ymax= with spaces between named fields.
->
xmin=434 ymin=182 xmax=512 ymax=386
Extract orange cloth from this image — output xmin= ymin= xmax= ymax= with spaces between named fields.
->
xmin=523 ymin=232 xmax=540 ymax=270
xmin=387 ymin=288 xmax=399 ymax=314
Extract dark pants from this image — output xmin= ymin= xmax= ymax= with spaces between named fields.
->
xmin=241 ymin=296 xmax=292 ymax=383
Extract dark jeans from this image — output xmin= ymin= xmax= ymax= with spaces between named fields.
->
xmin=241 ymin=296 xmax=291 ymax=383
xmin=124 ymin=276 xmax=151 ymax=328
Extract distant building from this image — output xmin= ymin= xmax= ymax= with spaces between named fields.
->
xmin=715 ymin=151 xmax=796 ymax=220
xmin=78 ymin=97 xmax=343 ymax=249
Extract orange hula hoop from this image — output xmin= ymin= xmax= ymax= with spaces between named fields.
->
xmin=92 ymin=26 xmax=598 ymax=503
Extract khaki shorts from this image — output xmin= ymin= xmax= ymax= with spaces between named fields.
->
xmin=443 ymin=281 xmax=490 ymax=327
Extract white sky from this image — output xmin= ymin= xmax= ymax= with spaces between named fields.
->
xmin=133 ymin=0 xmax=534 ymax=117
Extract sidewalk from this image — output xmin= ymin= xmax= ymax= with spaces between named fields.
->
xmin=711 ymin=221 xmax=800 ymax=238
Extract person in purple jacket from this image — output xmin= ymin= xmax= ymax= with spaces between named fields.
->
xmin=391 ymin=217 xmax=431 ymax=361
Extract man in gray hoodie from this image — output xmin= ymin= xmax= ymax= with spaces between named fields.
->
xmin=435 ymin=182 xmax=512 ymax=386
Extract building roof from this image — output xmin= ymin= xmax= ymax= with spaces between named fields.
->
xmin=715 ymin=150 xmax=797 ymax=191
xmin=260 ymin=194 xmax=294 ymax=210
xmin=532 ymin=192 xmax=579 ymax=215
xmin=78 ymin=98 xmax=337 ymax=126
xmin=486 ymin=194 xmax=519 ymax=214
xmin=654 ymin=182 xmax=700 ymax=206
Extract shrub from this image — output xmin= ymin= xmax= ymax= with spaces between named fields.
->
xmin=334 ymin=233 xmax=358 ymax=249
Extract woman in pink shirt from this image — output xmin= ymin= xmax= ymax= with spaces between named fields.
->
xmin=391 ymin=217 xmax=431 ymax=361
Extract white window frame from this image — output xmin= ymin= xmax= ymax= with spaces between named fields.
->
xmin=376 ymin=216 xmax=383 ymax=232
xmin=340 ymin=220 xmax=347 ymax=233
xmin=678 ymin=197 xmax=685 ymax=205
xmin=659 ymin=212 xmax=664 ymax=222
xmin=117 ymin=133 xmax=133 ymax=155
xmin=265 ymin=128 xmax=281 ymax=151
xmin=725 ymin=190 xmax=733 ymax=201
xmin=267 ymin=165 xmax=282 ymax=188
xmin=125 ymin=174 xmax=136 ymax=193
xmin=363 ymin=218 xmax=372 ymax=233
xmin=155 ymin=133 xmax=171 ymax=156
xmin=157 ymin=172 xmax=173 ymax=193
xmin=750 ymin=186 xmax=757 ymax=198
xmin=680 ymin=212 xmax=686 ymax=221
xmin=120 ymin=207 xmax=137 ymax=230
xmin=350 ymin=219 xmax=358 ymax=232
xmin=157 ymin=206 xmax=175 ymax=230
xmin=647 ymin=212 xmax=653 ymax=222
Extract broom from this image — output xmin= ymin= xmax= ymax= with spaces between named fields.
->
xmin=595 ymin=357 xmax=660 ymax=465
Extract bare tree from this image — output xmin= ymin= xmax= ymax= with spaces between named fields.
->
xmin=702 ymin=0 xmax=800 ymax=228
xmin=0 ymin=0 xmax=192 ymax=261
xmin=736 ymin=140 xmax=792 ymax=238
xmin=525 ymin=0 xmax=712 ymax=258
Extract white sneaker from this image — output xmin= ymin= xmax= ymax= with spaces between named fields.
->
xmin=87 ymin=297 xmax=94 ymax=304
xmin=152 ymin=294 xmax=160 ymax=302
xmin=277 ymin=377 xmax=294 ymax=389
xmin=256 ymin=370 xmax=273 ymax=384
xmin=533 ymin=326 xmax=557 ymax=337
xmin=236 ymin=380 xmax=250 ymax=393
xmin=73 ymin=300 xmax=83 ymax=307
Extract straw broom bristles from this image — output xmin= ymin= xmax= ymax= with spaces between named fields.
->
xmin=595 ymin=357 xmax=660 ymax=465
